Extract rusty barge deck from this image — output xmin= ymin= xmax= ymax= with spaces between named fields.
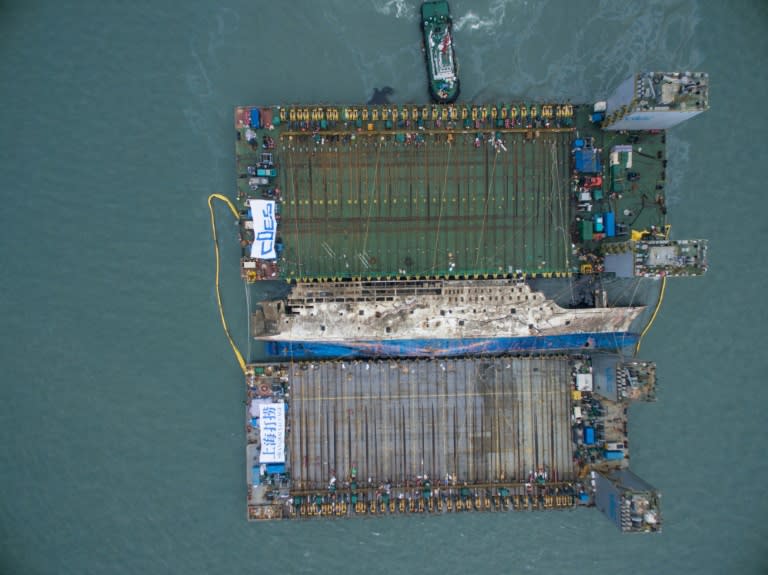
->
xmin=245 ymin=354 xmax=660 ymax=530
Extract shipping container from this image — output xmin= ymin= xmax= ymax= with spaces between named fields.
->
xmin=595 ymin=215 xmax=605 ymax=233
xmin=584 ymin=427 xmax=596 ymax=445
xmin=575 ymin=148 xmax=601 ymax=173
xmin=573 ymin=405 xmax=583 ymax=421
xmin=266 ymin=462 xmax=286 ymax=474
xmin=604 ymin=450 xmax=625 ymax=460
xmin=250 ymin=108 xmax=261 ymax=129
xmin=256 ymin=167 xmax=277 ymax=178
xmin=260 ymin=107 xmax=273 ymax=127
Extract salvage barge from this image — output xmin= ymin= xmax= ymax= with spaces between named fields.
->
xmin=230 ymin=71 xmax=709 ymax=530
xmin=246 ymin=355 xmax=660 ymax=531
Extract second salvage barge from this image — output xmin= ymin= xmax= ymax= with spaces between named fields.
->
xmin=245 ymin=354 xmax=661 ymax=532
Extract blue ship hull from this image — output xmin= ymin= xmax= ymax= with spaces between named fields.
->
xmin=265 ymin=332 xmax=638 ymax=359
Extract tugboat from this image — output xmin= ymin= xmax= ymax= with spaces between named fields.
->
xmin=421 ymin=1 xmax=460 ymax=104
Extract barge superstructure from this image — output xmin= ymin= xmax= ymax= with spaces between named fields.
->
xmin=222 ymin=68 xmax=710 ymax=530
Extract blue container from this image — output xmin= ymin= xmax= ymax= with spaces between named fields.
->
xmin=252 ymin=466 xmax=261 ymax=485
xmin=583 ymin=427 xmax=595 ymax=445
xmin=266 ymin=462 xmax=286 ymax=475
xmin=594 ymin=215 xmax=604 ymax=233
xmin=575 ymin=149 xmax=601 ymax=173
xmin=256 ymin=167 xmax=277 ymax=178
xmin=590 ymin=112 xmax=605 ymax=123
xmin=573 ymin=138 xmax=585 ymax=148
xmin=605 ymin=212 xmax=616 ymax=237
xmin=250 ymin=108 xmax=261 ymax=128
xmin=604 ymin=450 xmax=625 ymax=460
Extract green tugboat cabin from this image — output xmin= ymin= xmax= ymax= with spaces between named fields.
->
xmin=421 ymin=1 xmax=460 ymax=104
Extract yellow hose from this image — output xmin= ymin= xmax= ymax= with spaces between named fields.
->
xmin=634 ymin=275 xmax=666 ymax=357
xmin=634 ymin=225 xmax=671 ymax=357
xmin=208 ymin=193 xmax=247 ymax=374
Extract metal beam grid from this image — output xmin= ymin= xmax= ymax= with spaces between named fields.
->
xmin=276 ymin=131 xmax=572 ymax=279
xmin=288 ymin=357 xmax=574 ymax=489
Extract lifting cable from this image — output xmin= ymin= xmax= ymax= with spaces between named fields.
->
xmin=208 ymin=193 xmax=247 ymax=374
xmin=432 ymin=140 xmax=452 ymax=272
xmin=361 ymin=142 xmax=383 ymax=260
xmin=474 ymin=144 xmax=498 ymax=270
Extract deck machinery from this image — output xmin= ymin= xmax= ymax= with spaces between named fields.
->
xmin=233 ymin=72 xmax=709 ymax=531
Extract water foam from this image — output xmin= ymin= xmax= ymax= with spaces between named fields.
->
xmin=454 ymin=0 xmax=515 ymax=33
xmin=372 ymin=0 xmax=415 ymax=20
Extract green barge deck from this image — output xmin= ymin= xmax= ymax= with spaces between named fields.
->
xmin=235 ymin=103 xmax=671 ymax=282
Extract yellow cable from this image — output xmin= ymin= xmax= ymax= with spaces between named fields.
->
xmin=634 ymin=225 xmax=671 ymax=357
xmin=634 ymin=275 xmax=666 ymax=357
xmin=209 ymin=192 xmax=240 ymax=219
xmin=208 ymin=193 xmax=247 ymax=374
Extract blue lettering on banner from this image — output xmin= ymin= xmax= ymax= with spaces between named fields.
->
xmin=259 ymin=403 xmax=285 ymax=463
xmin=257 ymin=202 xmax=275 ymax=256
xmin=249 ymin=199 xmax=279 ymax=259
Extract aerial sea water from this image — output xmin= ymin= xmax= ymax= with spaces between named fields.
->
xmin=1 ymin=1 xmax=766 ymax=573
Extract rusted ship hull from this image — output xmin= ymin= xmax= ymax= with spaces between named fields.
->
xmin=252 ymin=278 xmax=643 ymax=359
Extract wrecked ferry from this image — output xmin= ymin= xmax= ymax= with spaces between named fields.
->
xmin=252 ymin=278 xmax=642 ymax=358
